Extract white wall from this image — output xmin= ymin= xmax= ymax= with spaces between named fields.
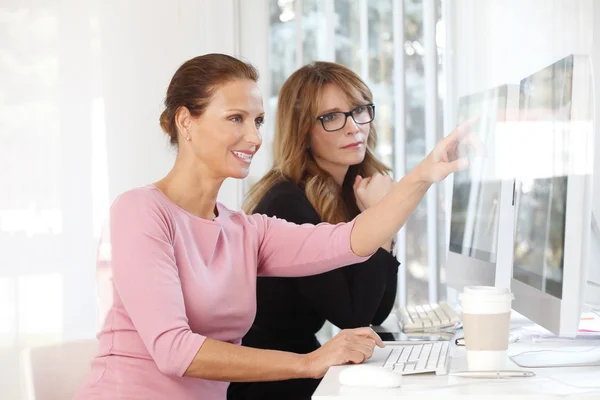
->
xmin=0 ymin=1 xmax=268 ymax=398
xmin=447 ymin=0 xmax=593 ymax=107
xmin=443 ymin=0 xmax=596 ymax=302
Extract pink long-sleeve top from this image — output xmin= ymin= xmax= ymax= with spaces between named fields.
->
xmin=74 ymin=185 xmax=371 ymax=399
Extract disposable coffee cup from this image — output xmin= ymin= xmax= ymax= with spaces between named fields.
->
xmin=459 ymin=286 xmax=514 ymax=371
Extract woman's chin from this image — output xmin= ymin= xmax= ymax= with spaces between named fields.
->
xmin=228 ymin=167 xmax=250 ymax=180
xmin=342 ymin=154 xmax=366 ymax=166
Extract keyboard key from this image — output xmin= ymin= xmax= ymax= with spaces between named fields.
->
xmin=399 ymin=308 xmax=413 ymax=324
xmin=416 ymin=354 xmax=428 ymax=370
xmin=408 ymin=345 xmax=422 ymax=362
xmin=403 ymin=363 xmax=416 ymax=372
xmin=426 ymin=356 xmax=439 ymax=369
xmin=398 ymin=348 xmax=410 ymax=364
xmin=384 ymin=349 xmax=402 ymax=369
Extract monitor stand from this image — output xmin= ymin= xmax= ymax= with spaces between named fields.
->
xmin=509 ymin=309 xmax=600 ymax=368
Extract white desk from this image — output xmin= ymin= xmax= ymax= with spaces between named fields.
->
xmin=313 ymin=314 xmax=600 ymax=399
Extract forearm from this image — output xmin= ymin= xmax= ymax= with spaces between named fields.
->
xmin=351 ymin=164 xmax=431 ymax=257
xmin=184 ymin=338 xmax=309 ymax=382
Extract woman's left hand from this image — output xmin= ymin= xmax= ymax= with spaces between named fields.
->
xmin=353 ymin=173 xmax=395 ymax=212
xmin=418 ymin=117 xmax=483 ymax=183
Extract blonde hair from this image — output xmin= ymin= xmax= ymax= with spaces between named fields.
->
xmin=244 ymin=62 xmax=391 ymax=224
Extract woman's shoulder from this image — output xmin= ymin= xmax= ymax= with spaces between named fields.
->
xmin=250 ymin=179 xmax=323 ymax=225
xmin=261 ymin=179 xmax=307 ymax=202
xmin=109 ymin=185 xmax=181 ymax=227
xmin=112 ymin=185 xmax=164 ymax=211
xmin=253 ymin=179 xmax=312 ymax=215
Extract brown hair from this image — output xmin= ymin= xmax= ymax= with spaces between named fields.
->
xmin=159 ymin=53 xmax=259 ymax=146
xmin=243 ymin=62 xmax=391 ymax=224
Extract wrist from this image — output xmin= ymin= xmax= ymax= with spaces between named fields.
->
xmin=298 ymin=353 xmax=315 ymax=379
xmin=411 ymin=158 xmax=434 ymax=184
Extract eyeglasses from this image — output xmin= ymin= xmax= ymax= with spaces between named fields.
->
xmin=316 ymin=104 xmax=375 ymax=132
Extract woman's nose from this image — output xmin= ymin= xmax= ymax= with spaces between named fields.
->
xmin=246 ymin=126 xmax=262 ymax=147
xmin=344 ymin=115 xmax=360 ymax=134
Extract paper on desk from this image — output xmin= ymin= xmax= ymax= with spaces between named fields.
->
xmin=578 ymin=312 xmax=600 ymax=334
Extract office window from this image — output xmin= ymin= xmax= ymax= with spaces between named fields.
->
xmin=404 ymin=0 xmax=446 ymax=305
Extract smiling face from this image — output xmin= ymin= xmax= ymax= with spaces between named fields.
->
xmin=181 ymin=79 xmax=265 ymax=180
xmin=308 ymin=83 xmax=372 ymax=181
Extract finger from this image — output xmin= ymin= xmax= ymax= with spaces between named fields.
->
xmin=443 ymin=116 xmax=478 ymax=146
xmin=346 ymin=350 xmax=367 ymax=364
xmin=451 ymin=157 xmax=470 ymax=172
xmin=465 ymin=132 xmax=486 ymax=157
xmin=350 ymin=327 xmax=385 ymax=348
xmin=345 ymin=337 xmax=374 ymax=362
xmin=437 ymin=158 xmax=470 ymax=180
xmin=357 ymin=176 xmax=372 ymax=191
xmin=353 ymin=175 xmax=362 ymax=192
xmin=355 ymin=195 xmax=366 ymax=212
xmin=455 ymin=116 xmax=478 ymax=136
xmin=349 ymin=341 xmax=374 ymax=362
xmin=352 ymin=177 xmax=366 ymax=210
xmin=371 ymin=173 xmax=388 ymax=187
xmin=370 ymin=172 xmax=383 ymax=181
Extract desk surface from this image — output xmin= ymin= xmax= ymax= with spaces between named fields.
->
xmin=313 ymin=314 xmax=600 ymax=399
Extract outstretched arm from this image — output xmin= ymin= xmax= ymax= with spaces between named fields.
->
xmin=350 ymin=120 xmax=478 ymax=256
xmin=254 ymin=120 xmax=478 ymax=277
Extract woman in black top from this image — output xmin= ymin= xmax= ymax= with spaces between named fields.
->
xmin=227 ymin=62 xmax=400 ymax=400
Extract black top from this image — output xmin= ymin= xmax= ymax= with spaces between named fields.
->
xmin=227 ymin=180 xmax=399 ymax=400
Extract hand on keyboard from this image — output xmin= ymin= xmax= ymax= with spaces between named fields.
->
xmin=397 ymin=302 xmax=460 ymax=332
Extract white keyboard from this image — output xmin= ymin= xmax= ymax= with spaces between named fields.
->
xmin=397 ymin=302 xmax=460 ymax=332
xmin=382 ymin=341 xmax=451 ymax=375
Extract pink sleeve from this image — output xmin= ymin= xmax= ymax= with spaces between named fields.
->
xmin=108 ymin=191 xmax=205 ymax=377
xmin=253 ymin=214 xmax=373 ymax=277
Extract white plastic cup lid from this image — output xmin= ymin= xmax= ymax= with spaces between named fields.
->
xmin=459 ymin=286 xmax=514 ymax=301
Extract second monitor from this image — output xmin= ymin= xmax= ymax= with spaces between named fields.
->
xmin=511 ymin=54 xmax=597 ymax=338
xmin=447 ymin=84 xmax=519 ymax=292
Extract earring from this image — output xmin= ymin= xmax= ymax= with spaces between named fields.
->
xmin=186 ymin=127 xmax=191 ymax=141
xmin=186 ymin=136 xmax=191 ymax=141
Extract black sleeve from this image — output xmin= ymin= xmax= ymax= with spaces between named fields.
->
xmin=256 ymin=182 xmax=400 ymax=329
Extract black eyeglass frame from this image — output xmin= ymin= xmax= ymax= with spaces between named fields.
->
xmin=315 ymin=104 xmax=376 ymax=132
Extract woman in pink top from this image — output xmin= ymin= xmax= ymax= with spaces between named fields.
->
xmin=74 ymin=54 xmax=477 ymax=400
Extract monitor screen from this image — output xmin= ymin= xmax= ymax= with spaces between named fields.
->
xmin=449 ymin=87 xmax=508 ymax=263
xmin=512 ymin=56 xmax=575 ymax=300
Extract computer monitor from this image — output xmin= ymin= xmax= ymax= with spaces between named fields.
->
xmin=511 ymin=54 xmax=597 ymax=338
xmin=447 ymin=84 xmax=519 ymax=292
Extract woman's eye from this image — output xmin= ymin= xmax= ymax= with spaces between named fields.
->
xmin=322 ymin=113 xmax=336 ymax=121
xmin=255 ymin=118 xmax=265 ymax=127
xmin=354 ymin=106 xmax=365 ymax=114
xmin=230 ymin=115 xmax=243 ymax=123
